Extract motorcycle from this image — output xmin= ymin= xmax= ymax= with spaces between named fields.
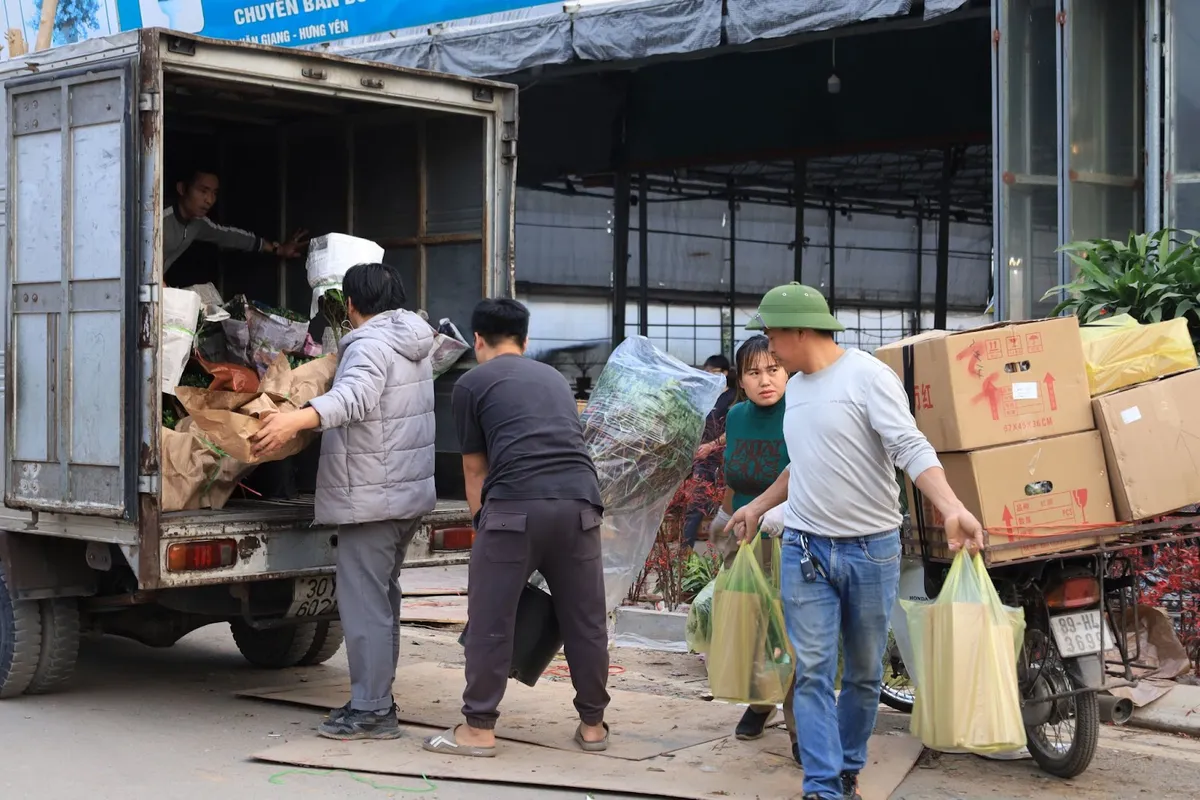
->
xmin=886 ymin=553 xmax=1123 ymax=778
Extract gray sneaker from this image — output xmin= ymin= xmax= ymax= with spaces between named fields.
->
xmin=318 ymin=703 xmax=401 ymax=740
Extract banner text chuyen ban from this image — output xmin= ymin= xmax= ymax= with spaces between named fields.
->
xmin=116 ymin=0 xmax=537 ymax=47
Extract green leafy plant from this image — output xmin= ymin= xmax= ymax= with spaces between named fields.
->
xmin=322 ymin=288 xmax=350 ymax=345
xmin=682 ymin=549 xmax=719 ymax=596
xmin=1045 ymin=229 xmax=1200 ymax=350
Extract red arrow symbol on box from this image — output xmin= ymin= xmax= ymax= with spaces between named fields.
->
xmin=955 ymin=340 xmax=983 ymax=377
xmin=971 ymin=373 xmax=1002 ymax=421
xmin=1002 ymin=506 xmax=1015 ymax=542
xmin=1044 ymin=372 xmax=1057 ymax=410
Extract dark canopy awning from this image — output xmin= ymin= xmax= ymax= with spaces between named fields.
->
xmin=312 ymin=0 xmax=973 ymax=78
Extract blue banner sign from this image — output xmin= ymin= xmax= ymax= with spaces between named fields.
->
xmin=114 ymin=0 xmax=538 ymax=47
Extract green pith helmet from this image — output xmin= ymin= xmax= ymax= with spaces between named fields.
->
xmin=746 ymin=282 xmax=845 ymax=332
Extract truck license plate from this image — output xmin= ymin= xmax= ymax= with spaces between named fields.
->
xmin=288 ymin=575 xmax=338 ymax=618
xmin=1049 ymin=610 xmax=1113 ymax=658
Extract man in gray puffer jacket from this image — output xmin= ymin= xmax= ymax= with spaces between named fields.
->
xmin=251 ymin=262 xmax=436 ymax=740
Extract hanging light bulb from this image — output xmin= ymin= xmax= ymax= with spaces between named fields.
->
xmin=827 ymin=39 xmax=841 ymax=95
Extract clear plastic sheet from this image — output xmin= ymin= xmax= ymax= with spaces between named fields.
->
xmin=220 ymin=296 xmax=311 ymax=377
xmin=431 ymin=318 xmax=471 ymax=378
xmin=580 ymin=336 xmax=724 ymax=611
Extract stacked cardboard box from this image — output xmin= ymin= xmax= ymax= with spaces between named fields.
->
xmin=876 ymin=317 xmax=1117 ymax=564
xmin=1092 ymin=368 xmax=1200 ymax=521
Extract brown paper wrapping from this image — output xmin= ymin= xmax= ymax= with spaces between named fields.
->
xmin=161 ymin=418 xmax=254 ymax=512
xmin=175 ymin=354 xmax=337 ymax=465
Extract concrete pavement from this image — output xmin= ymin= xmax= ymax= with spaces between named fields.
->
xmin=0 ymin=627 xmax=636 ymax=800
xmin=4 ymin=623 xmax=1200 ymax=799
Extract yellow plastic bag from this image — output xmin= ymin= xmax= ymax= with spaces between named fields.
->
xmin=1079 ymin=314 xmax=1197 ymax=396
xmin=707 ymin=536 xmax=794 ymax=705
xmin=901 ymin=551 xmax=1026 ymax=755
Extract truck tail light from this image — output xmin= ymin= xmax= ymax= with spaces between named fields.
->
xmin=167 ymin=539 xmax=238 ymax=572
xmin=432 ymin=526 xmax=475 ymax=551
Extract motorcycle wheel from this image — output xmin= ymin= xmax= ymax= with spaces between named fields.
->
xmin=1022 ymin=633 xmax=1100 ymax=779
xmin=879 ymin=629 xmax=915 ymax=714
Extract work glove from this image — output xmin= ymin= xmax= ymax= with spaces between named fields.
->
xmin=708 ymin=508 xmax=731 ymax=540
xmin=759 ymin=502 xmax=787 ymax=538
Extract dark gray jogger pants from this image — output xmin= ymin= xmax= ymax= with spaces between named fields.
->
xmin=462 ymin=498 xmax=611 ymax=730
xmin=336 ymin=518 xmax=419 ymax=712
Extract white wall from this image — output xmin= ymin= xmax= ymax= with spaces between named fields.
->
xmin=521 ymin=293 xmax=990 ymax=371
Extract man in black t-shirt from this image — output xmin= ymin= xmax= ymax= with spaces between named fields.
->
xmin=422 ymin=298 xmax=611 ymax=759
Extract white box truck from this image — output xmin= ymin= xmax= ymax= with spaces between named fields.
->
xmin=0 ymin=29 xmax=516 ymax=696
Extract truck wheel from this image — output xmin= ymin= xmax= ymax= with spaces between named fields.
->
xmin=298 ymin=621 xmax=344 ymax=666
xmin=230 ymin=619 xmax=318 ymax=669
xmin=0 ymin=564 xmax=42 ymax=699
xmin=26 ymin=599 xmax=81 ymax=695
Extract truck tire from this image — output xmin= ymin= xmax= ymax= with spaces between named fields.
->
xmin=26 ymin=598 xmax=81 ymax=695
xmin=0 ymin=564 xmax=42 ymax=699
xmin=230 ymin=619 xmax=318 ymax=669
xmin=298 ymin=621 xmax=344 ymax=666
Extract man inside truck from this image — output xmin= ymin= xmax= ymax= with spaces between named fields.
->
xmin=164 ymin=166 xmax=309 ymax=273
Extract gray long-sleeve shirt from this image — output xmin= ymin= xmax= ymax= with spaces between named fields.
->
xmin=783 ymin=348 xmax=941 ymax=538
xmin=163 ymin=206 xmax=264 ymax=272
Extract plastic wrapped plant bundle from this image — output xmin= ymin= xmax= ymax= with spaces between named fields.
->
xmin=305 ymin=233 xmax=385 ymax=318
xmin=161 ymin=287 xmax=204 ymax=396
xmin=685 ymin=578 xmax=716 ymax=654
xmin=580 ymin=335 xmax=724 ymax=611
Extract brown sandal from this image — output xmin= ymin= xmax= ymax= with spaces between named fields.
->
xmin=574 ymin=722 xmax=610 ymax=752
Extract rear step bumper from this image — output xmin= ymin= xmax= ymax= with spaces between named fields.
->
xmin=154 ymin=509 xmax=474 ymax=589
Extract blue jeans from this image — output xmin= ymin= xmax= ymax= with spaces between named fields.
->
xmin=781 ymin=528 xmax=901 ymax=800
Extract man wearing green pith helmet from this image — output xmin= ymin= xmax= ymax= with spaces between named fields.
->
xmin=726 ymin=282 xmax=984 ymax=800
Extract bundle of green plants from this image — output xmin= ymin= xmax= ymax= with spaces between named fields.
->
xmin=1047 ymin=229 xmax=1200 ymax=351
xmin=580 ymin=339 xmax=720 ymax=515
xmin=251 ymin=299 xmax=308 ymax=324
xmin=321 ymin=288 xmax=349 ymax=345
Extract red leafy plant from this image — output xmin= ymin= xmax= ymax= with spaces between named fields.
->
xmin=1131 ymin=538 xmax=1200 ymax=674
xmin=625 ymin=472 xmax=725 ymax=611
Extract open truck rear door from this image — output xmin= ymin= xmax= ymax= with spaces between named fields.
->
xmin=5 ymin=61 xmax=141 ymax=519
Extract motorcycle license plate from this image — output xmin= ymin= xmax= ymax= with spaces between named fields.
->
xmin=1049 ymin=610 xmax=1113 ymax=658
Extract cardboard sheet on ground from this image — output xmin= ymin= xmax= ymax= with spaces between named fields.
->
xmin=253 ymin=725 xmax=922 ymax=800
xmin=1105 ymin=605 xmax=1191 ymax=707
xmin=241 ymin=663 xmax=747 ymax=761
xmin=400 ymin=563 xmax=468 ymax=597
xmin=399 ymin=596 xmax=469 ymax=624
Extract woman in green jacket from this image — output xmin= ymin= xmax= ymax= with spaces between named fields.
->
xmin=707 ymin=335 xmax=793 ymax=744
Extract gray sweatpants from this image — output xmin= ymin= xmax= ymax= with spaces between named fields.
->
xmin=336 ymin=518 xmax=419 ymax=712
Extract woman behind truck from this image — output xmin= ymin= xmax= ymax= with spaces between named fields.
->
xmin=707 ymin=335 xmax=794 ymax=748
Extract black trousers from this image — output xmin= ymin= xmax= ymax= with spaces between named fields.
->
xmin=462 ymin=498 xmax=611 ymax=730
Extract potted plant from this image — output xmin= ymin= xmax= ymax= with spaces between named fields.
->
xmin=1045 ymin=229 xmax=1200 ymax=351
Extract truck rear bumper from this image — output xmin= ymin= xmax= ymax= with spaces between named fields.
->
xmin=157 ymin=521 xmax=338 ymax=589
xmin=154 ymin=500 xmax=473 ymax=589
